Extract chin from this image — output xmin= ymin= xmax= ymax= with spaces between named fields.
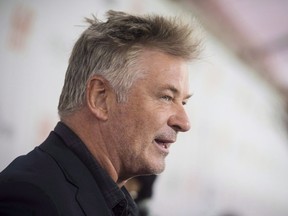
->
xmin=142 ymin=161 xmax=166 ymax=175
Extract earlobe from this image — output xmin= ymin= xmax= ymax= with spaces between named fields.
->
xmin=86 ymin=76 xmax=109 ymax=121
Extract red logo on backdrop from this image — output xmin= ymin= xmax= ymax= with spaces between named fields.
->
xmin=8 ymin=4 xmax=35 ymax=51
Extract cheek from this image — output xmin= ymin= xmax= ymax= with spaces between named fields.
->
xmin=118 ymin=99 xmax=169 ymax=136
xmin=151 ymin=107 xmax=171 ymax=123
xmin=114 ymin=107 xmax=144 ymax=138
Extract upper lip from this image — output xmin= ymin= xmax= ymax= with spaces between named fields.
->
xmin=154 ymin=131 xmax=177 ymax=148
xmin=154 ymin=132 xmax=176 ymax=145
xmin=154 ymin=138 xmax=175 ymax=144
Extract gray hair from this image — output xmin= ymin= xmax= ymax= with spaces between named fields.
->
xmin=58 ymin=10 xmax=201 ymax=117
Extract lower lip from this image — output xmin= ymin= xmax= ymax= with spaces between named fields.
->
xmin=154 ymin=140 xmax=169 ymax=155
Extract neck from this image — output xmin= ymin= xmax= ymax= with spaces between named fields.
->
xmin=61 ymin=110 xmax=126 ymax=188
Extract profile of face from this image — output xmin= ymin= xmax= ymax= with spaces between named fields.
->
xmin=106 ymin=50 xmax=191 ymax=179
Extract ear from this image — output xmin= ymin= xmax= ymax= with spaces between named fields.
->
xmin=86 ymin=76 xmax=110 ymax=121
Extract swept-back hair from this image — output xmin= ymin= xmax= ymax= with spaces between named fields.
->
xmin=58 ymin=10 xmax=201 ymax=117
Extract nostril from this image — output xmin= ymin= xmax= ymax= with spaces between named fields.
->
xmin=172 ymin=125 xmax=182 ymax=131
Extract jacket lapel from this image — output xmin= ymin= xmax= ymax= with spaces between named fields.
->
xmin=40 ymin=132 xmax=110 ymax=216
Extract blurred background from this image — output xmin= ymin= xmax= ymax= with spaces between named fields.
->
xmin=1 ymin=0 xmax=288 ymax=215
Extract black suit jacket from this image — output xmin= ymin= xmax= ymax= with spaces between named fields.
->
xmin=0 ymin=131 xmax=110 ymax=216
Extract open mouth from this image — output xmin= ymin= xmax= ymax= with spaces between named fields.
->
xmin=154 ymin=137 xmax=175 ymax=154
xmin=153 ymin=132 xmax=176 ymax=154
xmin=155 ymin=139 xmax=169 ymax=149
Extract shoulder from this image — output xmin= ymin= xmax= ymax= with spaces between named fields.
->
xmin=0 ymin=180 xmax=59 ymax=216
xmin=0 ymin=133 xmax=81 ymax=215
xmin=0 ymin=132 xmax=110 ymax=216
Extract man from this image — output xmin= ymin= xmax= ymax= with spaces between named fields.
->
xmin=0 ymin=10 xmax=201 ymax=215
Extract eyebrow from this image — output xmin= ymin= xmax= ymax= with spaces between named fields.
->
xmin=161 ymin=84 xmax=193 ymax=100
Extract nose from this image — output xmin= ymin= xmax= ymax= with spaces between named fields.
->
xmin=168 ymin=105 xmax=191 ymax=132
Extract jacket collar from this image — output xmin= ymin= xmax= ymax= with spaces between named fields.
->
xmin=40 ymin=132 xmax=110 ymax=216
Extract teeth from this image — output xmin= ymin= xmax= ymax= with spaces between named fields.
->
xmin=155 ymin=139 xmax=168 ymax=149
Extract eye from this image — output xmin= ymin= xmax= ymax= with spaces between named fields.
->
xmin=161 ymin=95 xmax=173 ymax=102
xmin=182 ymin=100 xmax=189 ymax=105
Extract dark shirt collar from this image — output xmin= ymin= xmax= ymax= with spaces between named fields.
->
xmin=53 ymin=122 xmax=138 ymax=216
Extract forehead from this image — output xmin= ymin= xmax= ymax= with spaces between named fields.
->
xmin=137 ymin=50 xmax=189 ymax=91
xmin=139 ymin=49 xmax=188 ymax=70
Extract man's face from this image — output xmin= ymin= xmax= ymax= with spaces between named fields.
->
xmin=107 ymin=50 xmax=191 ymax=179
